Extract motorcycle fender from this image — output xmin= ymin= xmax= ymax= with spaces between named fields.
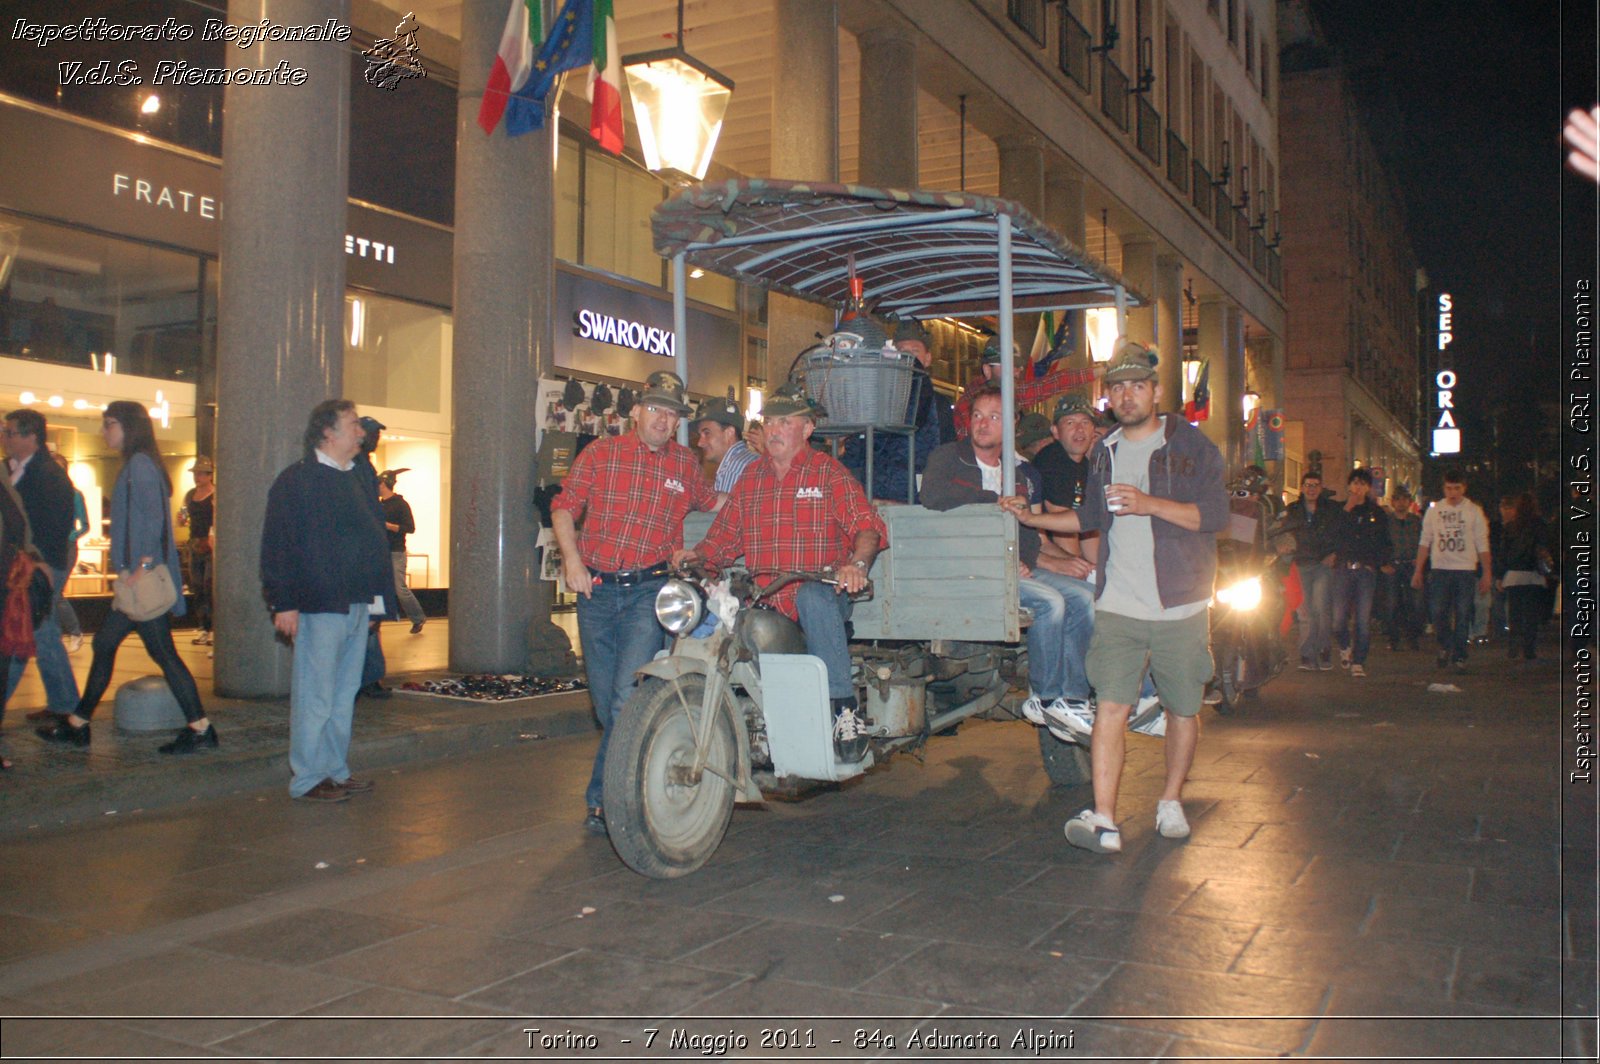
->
xmin=636 ymin=654 xmax=760 ymax=803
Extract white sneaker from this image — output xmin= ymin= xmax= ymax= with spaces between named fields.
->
xmin=1128 ymin=694 xmax=1166 ymax=737
xmin=1045 ymin=722 xmax=1080 ymax=744
xmin=1042 ymin=698 xmax=1095 ymax=740
xmin=1156 ymin=799 xmax=1190 ymax=839
xmin=1349 ymin=663 xmax=1366 ymax=678
xmin=1018 ymin=695 xmax=1047 ymax=726
xmin=1064 ymin=809 xmax=1121 ymax=853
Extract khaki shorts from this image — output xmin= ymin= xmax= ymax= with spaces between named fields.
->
xmin=1086 ymin=609 xmax=1214 ymax=718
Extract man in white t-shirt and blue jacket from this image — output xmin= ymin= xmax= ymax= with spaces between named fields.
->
xmin=1411 ymin=468 xmax=1492 ymax=672
xmin=1004 ymin=339 xmax=1228 ymax=855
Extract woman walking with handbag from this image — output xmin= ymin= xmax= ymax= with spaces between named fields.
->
xmin=37 ymin=402 xmax=215 ymax=753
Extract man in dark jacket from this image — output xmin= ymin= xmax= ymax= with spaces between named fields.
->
xmin=262 ymin=400 xmax=397 ymax=803
xmin=1329 ymin=468 xmax=1392 ymax=677
xmin=1383 ymin=485 xmax=1423 ymax=650
xmin=921 ymin=386 xmax=1094 ymax=735
xmin=3 ymin=409 xmax=80 ymax=721
xmin=1280 ymin=469 xmax=1339 ymax=670
xmin=1006 ymin=340 xmax=1228 ymax=854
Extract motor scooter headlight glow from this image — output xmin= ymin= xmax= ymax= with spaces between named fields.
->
xmin=654 ymin=579 xmax=705 ymax=635
xmin=1215 ymin=575 xmax=1263 ymax=611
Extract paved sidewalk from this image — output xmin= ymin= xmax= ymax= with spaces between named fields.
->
xmin=0 ymin=618 xmax=592 ymax=833
xmin=0 ymin=633 xmax=1593 ymax=1060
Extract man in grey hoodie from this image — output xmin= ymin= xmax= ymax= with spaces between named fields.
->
xmin=1005 ymin=340 xmax=1228 ymax=854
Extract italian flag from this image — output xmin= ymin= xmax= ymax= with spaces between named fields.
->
xmin=587 ymin=0 xmax=623 ymax=154
xmin=477 ymin=0 xmax=544 ymax=135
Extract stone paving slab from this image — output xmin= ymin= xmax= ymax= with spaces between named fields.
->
xmin=0 ymin=639 xmax=1592 ymax=1061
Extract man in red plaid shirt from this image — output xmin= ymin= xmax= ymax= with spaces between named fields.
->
xmin=551 ymin=371 xmax=718 ymax=835
xmin=953 ymin=337 xmax=1101 ymax=439
xmin=677 ymin=382 xmax=887 ymax=762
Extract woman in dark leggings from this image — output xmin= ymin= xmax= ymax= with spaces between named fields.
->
xmin=36 ymin=401 xmax=216 ymax=753
xmin=1495 ymin=493 xmax=1551 ymax=662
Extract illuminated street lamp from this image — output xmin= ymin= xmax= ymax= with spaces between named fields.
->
xmin=622 ymin=0 xmax=734 ymax=182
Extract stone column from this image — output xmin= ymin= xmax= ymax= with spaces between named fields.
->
xmin=769 ymin=0 xmax=839 ymax=374
xmin=1120 ymin=239 xmax=1156 ymax=348
xmin=214 ymin=0 xmax=349 ymax=697
xmin=1196 ymin=297 xmax=1231 ymax=462
xmin=857 ymin=25 xmax=917 ymax=188
xmin=449 ymin=0 xmax=568 ymax=674
xmin=1154 ymin=253 xmax=1184 ymax=414
xmin=1045 ymin=164 xmax=1088 ymax=368
xmin=1223 ymin=303 xmax=1246 ymax=468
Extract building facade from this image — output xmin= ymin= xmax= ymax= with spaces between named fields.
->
xmin=0 ymin=0 xmax=1287 ymax=687
xmin=1276 ymin=0 xmax=1422 ymax=498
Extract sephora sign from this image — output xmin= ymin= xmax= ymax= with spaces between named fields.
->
xmin=1433 ymin=293 xmax=1460 ymax=454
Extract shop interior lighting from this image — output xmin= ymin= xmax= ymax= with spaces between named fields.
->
xmin=1242 ymin=390 xmax=1260 ymax=423
xmin=623 ymin=0 xmax=734 ymax=183
xmin=18 ymin=391 xmax=35 ymax=405
xmin=348 ymin=296 xmax=365 ymax=348
xmin=744 ymin=387 xmax=763 ymax=422
xmin=47 ymin=395 xmax=64 ymax=408
xmin=140 ymin=93 xmax=161 ymax=115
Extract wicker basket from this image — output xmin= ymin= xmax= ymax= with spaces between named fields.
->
xmin=804 ymin=350 xmax=915 ymax=428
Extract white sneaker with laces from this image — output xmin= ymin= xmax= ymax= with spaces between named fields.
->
xmin=1018 ymin=696 xmax=1047 ymax=726
xmin=1128 ymin=694 xmax=1167 ymax=737
xmin=1156 ymin=799 xmax=1190 ymax=839
xmin=1064 ymin=809 xmax=1121 ymax=853
xmin=1042 ymin=698 xmax=1095 ymax=740
xmin=831 ymin=705 xmax=869 ymax=762
xmin=1349 ymin=663 xmax=1366 ymax=678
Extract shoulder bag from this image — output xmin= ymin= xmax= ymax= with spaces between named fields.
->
xmin=111 ymin=471 xmax=178 ymax=622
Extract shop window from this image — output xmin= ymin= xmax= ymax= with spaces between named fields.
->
xmin=555 ymin=135 xmax=583 ymax=264
xmin=583 ymin=152 xmax=665 ymax=287
xmin=343 ymin=291 xmax=447 ymax=413
xmin=0 ymin=212 xmax=203 ymax=383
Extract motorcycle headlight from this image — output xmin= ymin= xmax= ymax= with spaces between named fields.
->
xmin=1215 ymin=576 xmax=1263 ymax=611
xmin=654 ymin=579 xmax=704 ymax=635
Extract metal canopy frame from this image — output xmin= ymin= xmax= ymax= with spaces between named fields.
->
xmin=654 ymin=179 xmax=1147 ymax=495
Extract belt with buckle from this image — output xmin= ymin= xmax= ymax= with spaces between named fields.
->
xmin=591 ymin=562 xmax=670 ymax=586
xmin=1346 ymin=562 xmax=1372 ymax=570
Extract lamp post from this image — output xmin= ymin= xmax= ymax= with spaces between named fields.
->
xmin=622 ymin=0 xmax=734 ymax=183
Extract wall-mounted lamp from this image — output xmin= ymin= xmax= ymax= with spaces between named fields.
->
xmin=1130 ymin=36 xmax=1155 ymax=93
xmin=623 ymin=0 xmax=734 ymax=183
xmin=1089 ymin=0 xmax=1119 ymax=55
xmin=1211 ymin=140 xmax=1232 ymax=188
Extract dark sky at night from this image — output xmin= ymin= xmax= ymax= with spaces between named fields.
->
xmin=1305 ymin=0 xmax=1583 ymax=423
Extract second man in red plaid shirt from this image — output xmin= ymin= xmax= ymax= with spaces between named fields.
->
xmin=677 ymin=382 xmax=888 ymax=762
xmin=551 ymin=371 xmax=719 ymax=835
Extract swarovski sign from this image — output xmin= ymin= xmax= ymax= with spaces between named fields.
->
xmin=573 ymin=308 xmax=675 ymax=358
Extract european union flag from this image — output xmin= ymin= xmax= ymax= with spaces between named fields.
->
xmin=505 ymin=0 xmax=594 ymax=136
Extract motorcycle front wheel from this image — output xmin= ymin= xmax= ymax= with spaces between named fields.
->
xmin=1213 ymin=639 xmax=1246 ymax=715
xmin=602 ymin=675 xmax=739 ymax=879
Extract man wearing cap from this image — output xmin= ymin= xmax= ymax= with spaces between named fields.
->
xmin=1004 ymin=340 xmax=1227 ymax=854
xmin=692 ymin=395 xmax=758 ymax=499
xmin=178 ymin=456 xmax=216 ymax=647
xmin=921 ymin=386 xmax=1094 ymax=733
xmin=553 ymin=371 xmax=719 ymax=834
xmin=840 ymin=319 xmax=952 ymax=502
xmin=677 ymin=382 xmax=888 ymax=762
xmin=952 ymin=336 xmax=1099 ymax=441
xmin=377 ymin=469 xmax=426 ymax=634
xmin=1014 ymin=413 xmax=1054 ymax=461
xmin=2 ymin=408 xmax=80 ymax=724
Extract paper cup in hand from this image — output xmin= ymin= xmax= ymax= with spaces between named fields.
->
xmin=1104 ymin=484 xmax=1125 ymax=513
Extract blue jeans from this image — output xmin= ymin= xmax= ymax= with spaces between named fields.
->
xmin=1020 ymin=570 xmax=1096 ymax=701
xmin=1428 ymin=569 xmax=1478 ymax=662
xmin=795 ymin=582 xmax=854 ymax=700
xmin=576 ymin=578 xmax=669 ymax=811
xmin=1331 ymin=565 xmax=1377 ymax=665
xmin=4 ymin=566 xmax=81 ymax=717
xmin=289 ymin=606 xmax=370 ymax=797
xmin=1296 ymin=561 xmax=1333 ymax=662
